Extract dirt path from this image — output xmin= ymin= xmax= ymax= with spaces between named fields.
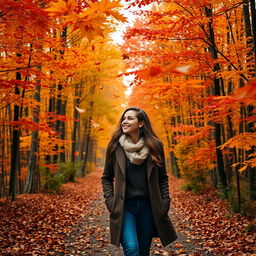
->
xmin=60 ymin=192 xmax=214 ymax=256
xmin=1 ymin=169 xmax=253 ymax=255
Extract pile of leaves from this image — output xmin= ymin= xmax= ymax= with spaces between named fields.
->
xmin=0 ymin=169 xmax=102 ymax=255
xmin=170 ymin=176 xmax=256 ymax=255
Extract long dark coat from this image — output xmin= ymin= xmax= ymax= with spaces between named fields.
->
xmin=101 ymin=142 xmax=178 ymax=248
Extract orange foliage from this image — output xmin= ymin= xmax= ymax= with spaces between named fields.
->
xmin=0 ymin=0 xmax=126 ymax=194
xmin=122 ymin=0 xmax=256 ymax=176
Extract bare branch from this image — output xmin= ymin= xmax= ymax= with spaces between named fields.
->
xmin=0 ymin=65 xmax=38 ymax=73
xmin=213 ymin=1 xmax=249 ymax=16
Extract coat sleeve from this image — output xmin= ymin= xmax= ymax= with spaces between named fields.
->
xmin=158 ymin=142 xmax=171 ymax=206
xmin=101 ymin=155 xmax=115 ymax=212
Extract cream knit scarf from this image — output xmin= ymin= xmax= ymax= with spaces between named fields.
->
xmin=119 ymin=134 xmax=149 ymax=165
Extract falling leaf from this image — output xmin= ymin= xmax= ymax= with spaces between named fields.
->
xmin=236 ymin=80 xmax=256 ymax=99
xmin=174 ymin=64 xmax=191 ymax=74
xmin=138 ymin=62 xmax=192 ymax=79
xmin=91 ymin=120 xmax=100 ymax=128
xmin=138 ymin=66 xmax=162 ymax=79
xmin=122 ymin=53 xmax=129 ymax=59
xmin=75 ymin=106 xmax=87 ymax=114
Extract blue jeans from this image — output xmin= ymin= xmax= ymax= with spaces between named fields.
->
xmin=120 ymin=198 xmax=155 ymax=256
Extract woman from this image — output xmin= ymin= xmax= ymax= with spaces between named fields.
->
xmin=101 ymin=107 xmax=177 ymax=256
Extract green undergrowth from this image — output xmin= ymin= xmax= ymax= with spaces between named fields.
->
xmin=40 ymin=161 xmax=83 ymax=194
xmin=180 ymin=177 xmax=256 ymax=216
xmin=181 ymin=182 xmax=202 ymax=193
xmin=218 ymin=184 xmax=256 ymax=216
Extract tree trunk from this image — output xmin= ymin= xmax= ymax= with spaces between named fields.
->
xmin=59 ymin=100 xmax=66 ymax=162
xmin=168 ymin=100 xmax=180 ymax=177
xmin=71 ymin=84 xmax=80 ymax=163
xmin=243 ymin=1 xmax=256 ymax=200
xmin=205 ymin=6 xmax=228 ymax=189
xmin=81 ymin=118 xmax=92 ymax=176
xmin=0 ymin=109 xmax=7 ymax=197
xmin=24 ymin=72 xmax=41 ymax=193
xmin=249 ymin=0 xmax=256 ymax=68
xmin=53 ymin=83 xmax=62 ymax=163
xmin=45 ymin=88 xmax=56 ymax=165
xmin=9 ymin=66 xmax=21 ymax=200
xmin=52 ymin=28 xmax=67 ymax=164
xmin=77 ymin=120 xmax=87 ymax=177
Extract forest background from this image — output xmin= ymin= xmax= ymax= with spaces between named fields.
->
xmin=1 ymin=0 xmax=256 ymax=220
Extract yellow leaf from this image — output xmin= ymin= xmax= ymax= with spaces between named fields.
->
xmin=231 ymin=162 xmax=242 ymax=168
xmin=78 ymin=7 xmax=101 ymax=20
xmin=90 ymin=0 xmax=126 ymax=22
xmin=238 ymin=166 xmax=248 ymax=173
xmin=106 ymin=10 xmax=127 ymax=22
xmin=94 ymin=0 xmax=123 ymax=12
xmin=65 ymin=12 xmax=106 ymax=40
xmin=46 ymin=0 xmax=76 ymax=17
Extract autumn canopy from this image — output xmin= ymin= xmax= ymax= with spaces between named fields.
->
xmin=0 ymin=0 xmax=256 ymax=254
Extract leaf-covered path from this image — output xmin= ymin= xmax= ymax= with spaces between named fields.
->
xmin=59 ymin=191 xmax=210 ymax=256
xmin=0 ymin=169 xmax=255 ymax=255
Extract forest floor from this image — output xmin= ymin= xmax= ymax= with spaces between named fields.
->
xmin=0 ymin=168 xmax=255 ymax=256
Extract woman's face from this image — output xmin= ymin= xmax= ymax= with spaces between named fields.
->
xmin=121 ymin=110 xmax=143 ymax=135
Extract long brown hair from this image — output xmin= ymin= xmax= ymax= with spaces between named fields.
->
xmin=106 ymin=107 xmax=163 ymax=167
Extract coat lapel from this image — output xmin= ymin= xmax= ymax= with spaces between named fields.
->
xmin=115 ymin=144 xmax=126 ymax=181
xmin=147 ymin=158 xmax=154 ymax=180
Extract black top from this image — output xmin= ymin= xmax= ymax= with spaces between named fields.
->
xmin=125 ymin=156 xmax=149 ymax=200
